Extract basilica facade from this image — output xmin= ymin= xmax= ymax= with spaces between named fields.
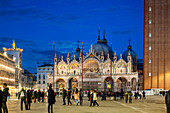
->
xmin=47 ymin=30 xmax=138 ymax=93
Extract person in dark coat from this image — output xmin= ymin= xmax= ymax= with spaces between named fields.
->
xmin=34 ymin=90 xmax=37 ymax=103
xmin=165 ymin=90 xmax=170 ymax=113
xmin=79 ymin=89 xmax=83 ymax=105
xmin=142 ymin=91 xmax=146 ymax=99
xmin=48 ymin=84 xmax=55 ymax=113
xmin=67 ymin=88 xmax=72 ymax=106
xmin=0 ymin=87 xmax=3 ymax=113
xmin=37 ymin=89 xmax=41 ymax=103
xmin=41 ymin=91 xmax=45 ymax=102
xmin=62 ymin=88 xmax=66 ymax=105
xmin=135 ymin=92 xmax=137 ymax=100
xmin=26 ymin=90 xmax=32 ymax=110
xmin=18 ymin=88 xmax=27 ymax=110
xmin=88 ymin=90 xmax=90 ymax=101
xmin=2 ymin=83 xmax=9 ymax=113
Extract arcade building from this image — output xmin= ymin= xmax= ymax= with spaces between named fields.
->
xmin=47 ymin=30 xmax=138 ymax=93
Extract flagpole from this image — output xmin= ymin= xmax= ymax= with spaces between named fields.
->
xmin=53 ymin=42 xmax=55 ymax=88
xmin=82 ymin=42 xmax=83 ymax=93
xmin=110 ymin=42 xmax=112 ymax=91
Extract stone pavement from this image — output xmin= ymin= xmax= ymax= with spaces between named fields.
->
xmin=7 ymin=96 xmax=166 ymax=113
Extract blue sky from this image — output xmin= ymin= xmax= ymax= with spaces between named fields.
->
xmin=0 ymin=0 xmax=144 ymax=73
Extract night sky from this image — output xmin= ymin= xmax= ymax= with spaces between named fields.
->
xmin=0 ymin=0 xmax=144 ymax=73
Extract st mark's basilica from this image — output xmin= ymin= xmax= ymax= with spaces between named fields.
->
xmin=47 ymin=30 xmax=138 ymax=93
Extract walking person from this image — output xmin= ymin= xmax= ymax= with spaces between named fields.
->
xmin=67 ymin=88 xmax=72 ymax=106
xmin=0 ymin=87 xmax=3 ymax=113
xmin=34 ymin=90 xmax=37 ymax=103
xmin=41 ymin=91 xmax=45 ymax=103
xmin=74 ymin=88 xmax=79 ymax=106
xmin=89 ymin=90 xmax=93 ymax=107
xmin=88 ymin=90 xmax=90 ymax=101
xmin=142 ymin=90 xmax=146 ymax=99
xmin=129 ymin=91 xmax=133 ymax=103
xmin=2 ymin=83 xmax=9 ymax=113
xmin=26 ymin=90 xmax=32 ymax=110
xmin=37 ymin=89 xmax=41 ymax=103
xmin=165 ymin=90 xmax=170 ymax=113
xmin=79 ymin=89 xmax=83 ymax=105
xmin=62 ymin=88 xmax=66 ymax=105
xmin=48 ymin=84 xmax=55 ymax=113
xmin=18 ymin=88 xmax=27 ymax=111
xmin=93 ymin=90 xmax=99 ymax=107
xmin=139 ymin=91 xmax=142 ymax=100
xmin=124 ymin=92 xmax=128 ymax=103
xmin=134 ymin=92 xmax=137 ymax=100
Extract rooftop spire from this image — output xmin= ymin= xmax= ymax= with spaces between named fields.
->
xmin=76 ymin=40 xmax=80 ymax=52
xmin=97 ymin=27 xmax=101 ymax=43
xmin=101 ymin=29 xmax=107 ymax=44
xmin=128 ymin=39 xmax=132 ymax=50
xmin=103 ymin=29 xmax=106 ymax=39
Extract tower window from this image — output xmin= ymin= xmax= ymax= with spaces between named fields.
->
xmin=149 ymin=33 xmax=151 ymax=37
xmin=149 ymin=72 xmax=151 ymax=76
xmin=149 ymin=46 xmax=151 ymax=50
xmin=149 ymin=20 xmax=151 ymax=24
xmin=149 ymin=7 xmax=151 ymax=11
xmin=149 ymin=59 xmax=151 ymax=63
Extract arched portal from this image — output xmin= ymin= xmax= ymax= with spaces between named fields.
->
xmin=69 ymin=78 xmax=78 ymax=90
xmin=56 ymin=79 xmax=65 ymax=92
xmin=131 ymin=78 xmax=137 ymax=91
xmin=104 ymin=77 xmax=114 ymax=91
xmin=116 ymin=77 xmax=128 ymax=92
xmin=84 ymin=60 xmax=99 ymax=73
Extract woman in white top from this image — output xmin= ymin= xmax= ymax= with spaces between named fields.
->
xmin=74 ymin=88 xmax=79 ymax=106
xmin=93 ymin=90 xmax=99 ymax=106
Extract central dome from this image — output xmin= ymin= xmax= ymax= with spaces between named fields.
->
xmin=92 ymin=29 xmax=112 ymax=58
xmin=92 ymin=43 xmax=111 ymax=57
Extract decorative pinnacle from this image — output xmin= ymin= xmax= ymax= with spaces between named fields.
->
xmin=55 ymin=53 xmax=57 ymax=58
xmin=67 ymin=52 xmax=69 ymax=58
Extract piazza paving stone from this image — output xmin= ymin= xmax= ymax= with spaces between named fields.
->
xmin=7 ymin=96 xmax=166 ymax=113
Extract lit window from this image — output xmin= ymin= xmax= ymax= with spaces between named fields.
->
xmin=149 ymin=33 xmax=151 ymax=37
xmin=149 ymin=20 xmax=151 ymax=24
xmin=149 ymin=46 xmax=151 ymax=50
xmin=149 ymin=72 xmax=151 ymax=76
xmin=149 ymin=59 xmax=151 ymax=63
xmin=149 ymin=7 xmax=151 ymax=11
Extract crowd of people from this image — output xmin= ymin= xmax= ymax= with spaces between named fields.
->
xmin=0 ymin=83 xmax=170 ymax=113
xmin=0 ymin=83 xmax=9 ymax=113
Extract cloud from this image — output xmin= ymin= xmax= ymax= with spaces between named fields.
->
xmin=0 ymin=0 xmax=15 ymax=8
xmin=0 ymin=37 xmax=83 ymax=72
xmin=111 ymin=30 xmax=133 ymax=35
xmin=0 ymin=7 xmax=82 ymax=24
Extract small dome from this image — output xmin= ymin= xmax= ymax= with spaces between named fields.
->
xmin=122 ymin=42 xmax=137 ymax=63
xmin=70 ymin=51 xmax=80 ymax=61
xmin=122 ymin=50 xmax=137 ymax=62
